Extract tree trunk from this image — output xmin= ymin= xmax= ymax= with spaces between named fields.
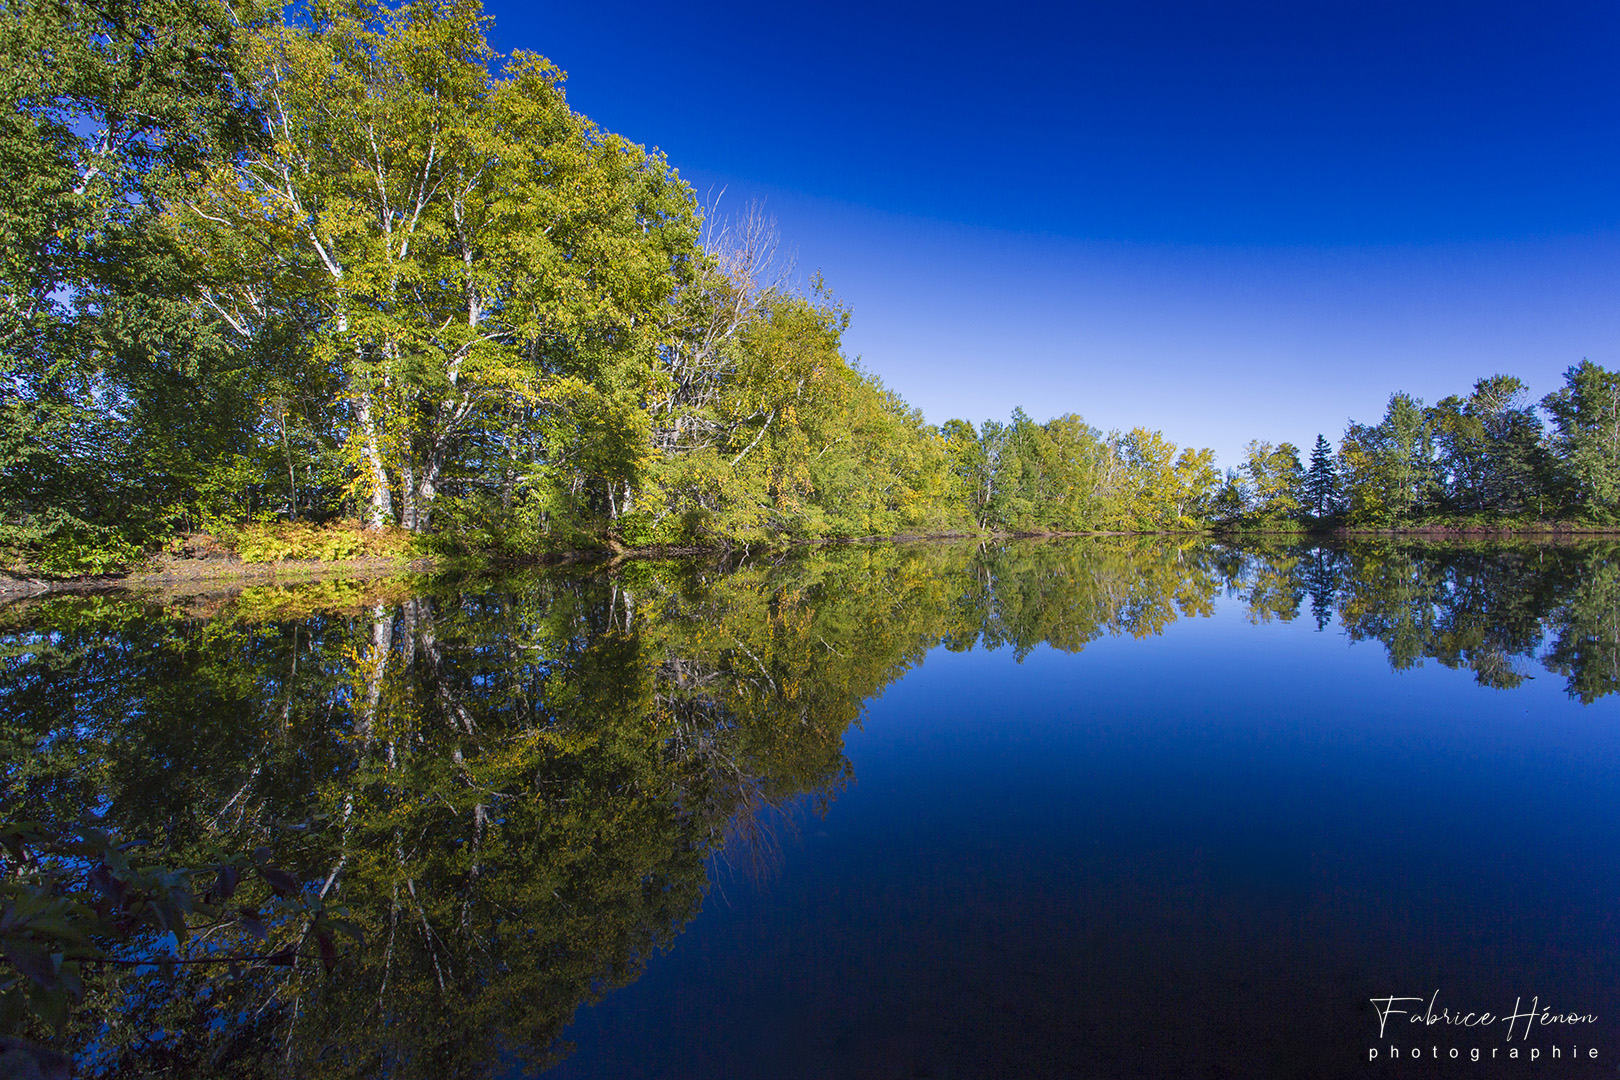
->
xmin=354 ymin=389 xmax=394 ymax=528
xmin=400 ymin=458 xmax=418 ymax=533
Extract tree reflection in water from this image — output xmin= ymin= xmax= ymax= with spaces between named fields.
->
xmin=1 ymin=537 xmax=1615 ymax=1075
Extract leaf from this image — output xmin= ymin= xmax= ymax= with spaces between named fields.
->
xmin=89 ymin=862 xmax=126 ymax=907
xmin=3 ymin=939 xmax=58 ymax=990
xmin=260 ymin=947 xmax=297 ymax=967
xmin=261 ymin=867 xmax=301 ymax=899
xmin=235 ymin=908 xmax=266 ymax=940
xmin=8 ymin=914 xmax=86 ymax=948
xmin=54 ymin=959 xmax=82 ymax=1002
xmin=210 ymin=864 xmax=240 ymax=903
xmin=315 ymin=930 xmax=336 ymax=973
xmin=0 ymin=1037 xmax=72 ymax=1078
xmin=31 ymin=985 xmax=69 ymax=1032
xmin=324 ymin=918 xmax=365 ymax=945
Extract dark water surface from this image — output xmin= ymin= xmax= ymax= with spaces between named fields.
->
xmin=3 ymin=539 xmax=1618 ymax=1078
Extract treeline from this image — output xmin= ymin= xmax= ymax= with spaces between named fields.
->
xmin=1215 ymin=367 xmax=1620 ymax=529
xmin=940 ymin=411 xmax=1220 ymax=532
xmin=5 ymin=0 xmax=1618 ymax=575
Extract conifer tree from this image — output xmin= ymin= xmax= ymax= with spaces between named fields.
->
xmin=1304 ymin=434 xmax=1338 ymax=520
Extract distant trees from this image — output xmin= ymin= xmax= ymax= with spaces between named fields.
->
xmin=1429 ymin=376 xmax=1545 ymax=516
xmin=938 ymin=411 xmax=1219 ymax=533
xmin=1235 ymin=363 xmax=1620 ymax=531
xmin=1337 ymin=393 xmax=1436 ymax=526
xmin=1236 ymin=440 xmax=1303 ymax=522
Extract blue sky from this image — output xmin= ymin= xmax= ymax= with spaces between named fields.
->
xmin=486 ymin=0 xmax=1620 ymax=466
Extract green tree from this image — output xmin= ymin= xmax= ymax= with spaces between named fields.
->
xmin=177 ymin=0 xmax=698 ymax=534
xmin=941 ymin=418 xmax=990 ymax=528
xmin=1238 ymin=440 xmax=1304 ymax=522
xmin=0 ymin=0 xmax=264 ymax=567
xmin=1541 ymin=359 xmax=1620 ymax=523
xmin=1339 ymin=393 xmax=1437 ymax=526
xmin=1303 ymin=434 xmax=1338 ymax=520
xmin=1429 ymin=375 xmax=1545 ymax=516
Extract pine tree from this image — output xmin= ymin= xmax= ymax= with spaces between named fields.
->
xmin=1304 ymin=434 xmax=1339 ymax=520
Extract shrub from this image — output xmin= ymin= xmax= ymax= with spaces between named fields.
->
xmin=232 ymin=523 xmax=409 ymax=563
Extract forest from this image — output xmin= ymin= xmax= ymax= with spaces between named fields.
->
xmin=6 ymin=0 xmax=1620 ymax=576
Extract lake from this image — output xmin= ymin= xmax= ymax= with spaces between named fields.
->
xmin=3 ymin=538 xmax=1617 ymax=1078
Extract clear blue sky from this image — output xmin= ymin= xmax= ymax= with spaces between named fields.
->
xmin=485 ymin=0 xmax=1620 ymax=467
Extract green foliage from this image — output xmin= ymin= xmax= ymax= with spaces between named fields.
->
xmin=1303 ymin=434 xmax=1339 ymax=519
xmin=31 ymin=528 xmax=144 ymax=576
xmin=1337 ymin=393 xmax=1439 ymax=527
xmin=232 ymin=523 xmax=409 ymax=563
xmin=0 ymin=0 xmax=270 ymax=560
xmin=941 ymin=411 xmax=1220 ymax=533
xmin=7 ymin=0 xmax=1618 ymax=568
xmin=1541 ymin=359 xmax=1620 ymax=523
xmin=1236 ymin=440 xmax=1304 ymax=522
xmin=1430 ymin=375 xmax=1547 ymax=517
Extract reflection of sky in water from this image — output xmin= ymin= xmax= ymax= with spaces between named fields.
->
xmin=546 ymin=601 xmax=1620 ymax=1079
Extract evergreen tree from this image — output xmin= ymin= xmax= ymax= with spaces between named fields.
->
xmin=1304 ymin=434 xmax=1338 ymax=519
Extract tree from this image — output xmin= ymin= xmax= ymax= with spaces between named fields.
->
xmin=941 ymin=418 xmax=989 ymax=529
xmin=1213 ymin=468 xmax=1245 ymax=520
xmin=0 ymin=0 xmax=263 ymax=566
xmin=1110 ymin=428 xmax=1218 ymax=530
xmin=1430 ymin=375 xmax=1544 ymax=516
xmin=177 ymin=0 xmax=698 ymax=532
xmin=1339 ymin=393 xmax=1437 ymax=526
xmin=1541 ymin=359 xmax=1620 ymax=523
xmin=1238 ymin=440 xmax=1304 ymax=521
xmin=1303 ymin=434 xmax=1338 ymax=520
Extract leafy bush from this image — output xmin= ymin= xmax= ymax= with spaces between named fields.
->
xmin=232 ymin=523 xmax=409 ymax=563
xmin=33 ymin=530 xmax=144 ymax=576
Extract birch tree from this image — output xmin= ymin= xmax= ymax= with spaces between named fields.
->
xmin=178 ymin=0 xmax=697 ymax=531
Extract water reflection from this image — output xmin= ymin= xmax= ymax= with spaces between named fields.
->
xmin=2 ymin=537 xmax=1617 ymax=1075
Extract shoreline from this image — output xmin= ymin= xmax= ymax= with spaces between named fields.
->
xmin=5 ymin=522 xmax=1619 ymax=603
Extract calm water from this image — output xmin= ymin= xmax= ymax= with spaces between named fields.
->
xmin=4 ymin=539 xmax=1618 ymax=1078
